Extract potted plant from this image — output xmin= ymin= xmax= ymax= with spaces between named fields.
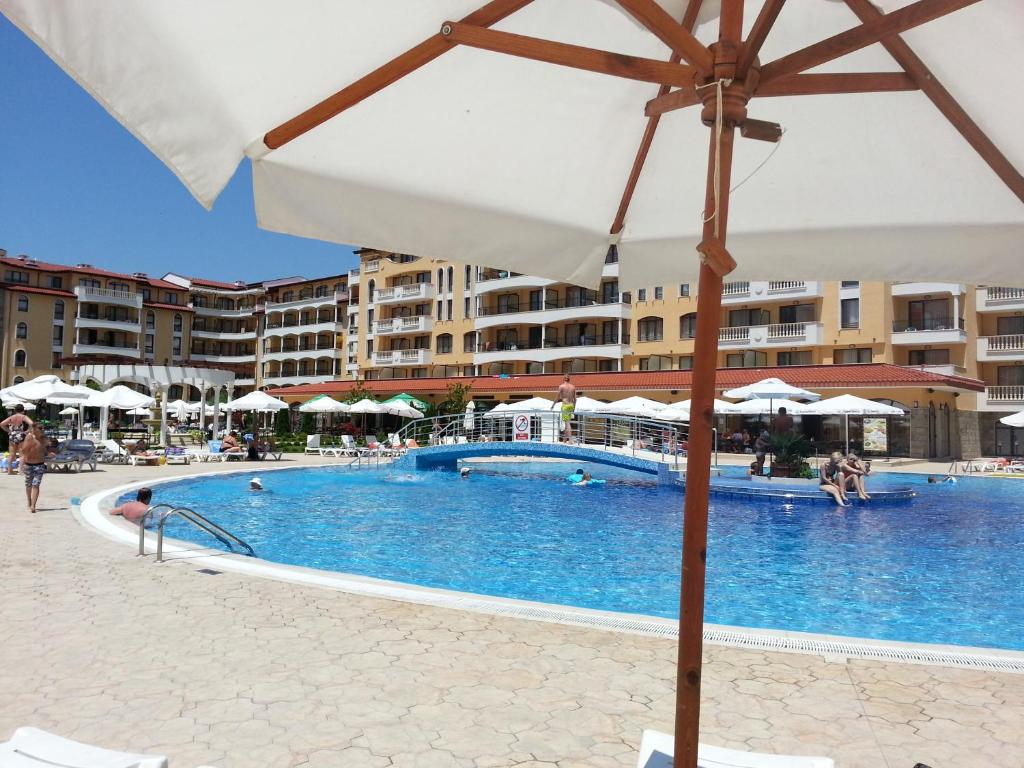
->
xmin=769 ymin=432 xmax=812 ymax=478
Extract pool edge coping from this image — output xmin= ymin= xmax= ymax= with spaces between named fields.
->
xmin=77 ymin=463 xmax=1024 ymax=676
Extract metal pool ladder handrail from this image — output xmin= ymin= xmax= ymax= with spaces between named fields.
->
xmin=152 ymin=506 xmax=255 ymax=563
xmin=139 ymin=504 xmax=176 ymax=556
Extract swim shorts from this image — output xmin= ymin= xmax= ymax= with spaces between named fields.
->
xmin=23 ymin=462 xmax=45 ymax=488
xmin=560 ymin=402 xmax=575 ymax=422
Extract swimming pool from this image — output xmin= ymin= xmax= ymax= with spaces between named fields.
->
xmin=133 ymin=462 xmax=1024 ymax=651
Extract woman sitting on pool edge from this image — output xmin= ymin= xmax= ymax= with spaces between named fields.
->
xmin=841 ymin=452 xmax=871 ymax=501
xmin=820 ymin=452 xmax=851 ymax=507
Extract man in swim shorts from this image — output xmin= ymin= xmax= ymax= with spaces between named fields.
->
xmin=552 ymin=374 xmax=577 ymax=443
xmin=19 ymin=423 xmax=50 ymax=513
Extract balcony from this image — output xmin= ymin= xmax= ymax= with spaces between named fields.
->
xmin=891 ymin=317 xmax=967 ymax=345
xmin=72 ymin=342 xmax=141 ymax=358
xmin=191 ymin=328 xmax=258 ymax=341
xmin=976 ymin=286 xmax=1024 ymax=313
xmin=720 ymin=281 xmax=823 ymax=304
xmin=977 ymin=385 xmax=1024 ymax=412
xmin=977 ymin=334 xmax=1024 ymax=362
xmin=373 ymin=282 xmax=433 ymax=304
xmin=75 ymin=315 xmax=141 ymax=332
xmin=475 ymin=271 xmax=558 ymax=295
xmin=475 ymin=298 xmax=630 ymax=329
xmin=474 ymin=334 xmax=629 ymax=365
xmin=74 ymin=285 xmax=142 ymax=308
xmin=373 ymin=348 xmax=432 ymax=366
xmin=190 ymin=302 xmax=262 ymax=318
xmin=718 ymin=321 xmax=824 ymax=348
xmin=374 ymin=315 xmax=432 ymax=335
xmin=363 ymin=259 xmax=381 ymax=274
xmin=891 ymin=282 xmax=965 ymax=298
xmin=188 ymin=351 xmax=256 ymax=364
xmin=264 ymin=319 xmax=339 ymax=338
xmin=261 ymin=345 xmax=339 ymax=362
xmin=265 ymin=288 xmax=348 ymax=312
xmin=261 ymin=374 xmax=328 ymax=388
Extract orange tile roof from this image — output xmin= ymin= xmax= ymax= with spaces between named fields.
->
xmin=267 ymin=363 xmax=984 ymax=399
xmin=1 ymin=255 xmax=185 ymax=291
xmin=1 ymin=282 xmax=75 ymax=298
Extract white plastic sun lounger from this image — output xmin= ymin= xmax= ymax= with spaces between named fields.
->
xmin=0 ymin=726 xmax=170 ymax=768
xmin=637 ymin=730 xmax=833 ymax=768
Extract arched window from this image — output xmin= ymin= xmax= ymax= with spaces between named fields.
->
xmin=300 ymin=287 xmax=313 ymax=299
xmin=679 ymin=313 xmax=697 ymax=339
xmin=315 ymin=285 xmax=327 ymax=297
xmin=367 ymin=279 xmax=376 ymax=303
xmin=14 ymin=350 xmax=27 ymax=367
xmin=173 ymin=314 xmax=183 ymax=332
xmin=146 ymin=311 xmax=155 ymax=330
xmin=15 ymin=322 xmax=27 ymax=339
xmin=437 ymin=268 xmax=444 ymax=292
xmin=447 ymin=266 xmax=454 ymax=292
xmin=463 ymin=332 xmax=477 ymax=353
xmin=465 ymin=265 xmax=471 ymax=287
xmin=637 ymin=316 xmax=663 ymax=342
xmin=53 ymin=300 xmax=65 ymax=321
xmin=12 ymin=376 xmax=24 ymax=384
xmin=17 ymin=296 xmax=28 ymax=312
xmin=436 ymin=334 xmax=453 ymax=354
xmin=282 ymin=291 xmax=294 ymax=302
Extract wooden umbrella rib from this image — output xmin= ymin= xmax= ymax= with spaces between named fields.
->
xmin=264 ymin=0 xmax=533 ymax=150
xmin=681 ymin=0 xmax=705 ymax=31
xmin=844 ymin=0 xmax=1024 ymax=203
xmin=757 ymin=72 xmax=919 ymax=97
xmin=736 ymin=0 xmax=786 ymax=79
xmin=443 ymin=23 xmax=697 ymax=87
xmin=612 ymin=0 xmax=713 ymax=73
xmin=645 ymin=88 xmax=701 ymax=117
xmin=760 ymin=0 xmax=980 ymax=84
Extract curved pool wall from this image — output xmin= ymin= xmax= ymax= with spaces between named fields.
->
xmin=79 ymin=460 xmax=1024 ymax=663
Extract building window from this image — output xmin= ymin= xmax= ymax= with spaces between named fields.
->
xmin=841 ymin=281 xmax=860 ymax=288
xmin=436 ymin=301 xmax=443 ymax=321
xmin=835 ymin=348 xmax=872 ymax=364
xmin=13 ymin=350 xmax=27 ymax=367
xmin=779 ymin=303 xmax=816 ymax=324
xmin=164 ymin=292 xmax=178 ymax=304
xmin=145 ymin=334 xmax=155 ymax=354
xmin=79 ymin=278 xmax=100 ymax=289
xmin=446 ymin=299 xmax=453 ymax=321
xmin=637 ymin=288 xmax=647 ymax=302
xmin=366 ymin=340 xmax=374 ymax=358
xmin=777 ymin=351 xmax=812 ymax=366
xmin=997 ymin=365 xmax=1024 ymax=386
xmin=146 ymin=311 xmax=155 ymax=330
xmin=729 ymin=308 xmax=768 ymax=327
xmin=637 ymin=316 xmax=663 ymax=342
xmin=464 ymin=296 xmax=471 ymax=318
xmin=463 ymin=332 xmax=476 ymax=353
xmin=726 ymin=351 xmax=768 ymax=368
xmin=679 ymin=283 xmax=690 ymax=298
xmin=437 ymin=268 xmax=444 ymax=292
xmin=447 ymin=266 xmax=454 ymax=292
xmin=840 ymin=298 xmax=860 ymax=329
xmin=172 ymin=336 xmax=182 ymax=356
xmin=316 ymin=285 xmax=327 ymax=297
xmin=908 ymin=349 xmax=950 ymax=366
xmin=15 ymin=322 xmax=27 ymax=339
xmin=996 ymin=316 xmax=1024 ymax=335
xmin=12 ymin=376 xmax=24 ymax=384
xmin=52 ymin=326 xmax=63 ymax=347
xmin=140 ymin=287 xmax=151 ymax=301
xmin=52 ymin=351 xmax=62 ymax=369
xmin=49 ymin=276 xmax=63 ymax=289
xmin=639 ymin=355 xmax=671 ymax=371
xmin=6 ymin=270 xmax=28 ymax=284
xmin=109 ymin=281 xmax=129 ymax=293
xmin=53 ymin=300 xmax=64 ymax=320
xmin=679 ymin=313 xmax=697 ymax=339
xmin=654 ymin=286 xmax=663 ymax=300
xmin=678 ymin=355 xmax=694 ymax=370
xmin=173 ymin=314 xmax=183 ymax=333
xmin=17 ymin=296 xmax=28 ymax=312
xmin=436 ymin=334 xmax=453 ymax=354
xmin=465 ymin=265 xmax=471 ymax=287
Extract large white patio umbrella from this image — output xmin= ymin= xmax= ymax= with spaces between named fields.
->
xmin=166 ymin=399 xmax=190 ymax=420
xmin=6 ymin=2 xmax=1023 ymax=764
xmin=6 ymin=375 xmax=90 ymax=403
xmin=721 ymin=377 xmax=820 ymax=402
xmin=573 ymin=395 xmax=608 ymax=414
xmin=720 ymin=397 xmax=811 ymax=415
xmin=88 ymin=385 xmax=156 ymax=411
xmin=226 ymin=391 xmax=289 ymax=412
xmin=598 ymin=396 xmax=667 ymax=418
xmin=485 ymin=396 xmax=556 ymax=414
xmin=298 ymin=395 xmax=350 ymax=414
xmin=1 ymin=397 xmax=36 ymax=411
xmin=346 ymin=398 xmax=385 ymax=415
xmin=801 ymin=394 xmax=905 ymax=454
xmin=999 ymin=410 xmax=1024 ymax=429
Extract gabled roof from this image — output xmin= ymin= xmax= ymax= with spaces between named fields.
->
xmin=0 ymin=283 xmax=75 ymax=298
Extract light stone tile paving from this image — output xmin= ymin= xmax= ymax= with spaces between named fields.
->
xmin=0 ymin=457 xmax=1021 ymax=768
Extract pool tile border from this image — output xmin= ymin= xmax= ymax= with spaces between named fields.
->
xmin=79 ymin=464 xmax=1024 ymax=675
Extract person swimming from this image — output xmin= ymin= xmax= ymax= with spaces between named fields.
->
xmin=249 ymin=477 xmax=263 ymax=491
xmin=927 ymin=475 xmax=957 ymax=484
xmin=459 ymin=466 xmax=471 ymax=479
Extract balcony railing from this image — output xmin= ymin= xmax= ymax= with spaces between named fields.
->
xmin=478 ymin=295 xmax=623 ymax=316
xmin=767 ymin=322 xmax=809 ymax=339
xmin=373 ymin=282 xmax=434 ymax=303
xmin=987 ymin=385 xmax=1024 ymax=403
xmin=719 ymin=326 xmax=749 ymax=342
xmin=892 ymin=317 xmax=964 ymax=333
xmin=768 ymin=281 xmax=806 ymax=293
xmin=721 ymin=282 xmax=750 ymax=296
xmin=74 ymin=285 xmax=139 ymax=302
xmin=363 ymin=260 xmax=381 ymax=273
xmin=986 ymin=287 xmax=1024 ymax=301
xmin=374 ymin=315 xmax=432 ymax=334
xmin=478 ymin=333 xmax=630 ymax=353
xmin=986 ymin=334 xmax=1024 ymax=352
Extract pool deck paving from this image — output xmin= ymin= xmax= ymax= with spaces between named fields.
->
xmin=0 ymin=455 xmax=1021 ymax=768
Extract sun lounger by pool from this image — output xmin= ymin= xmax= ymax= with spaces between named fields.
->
xmin=99 ymin=439 xmax=129 ymax=464
xmin=45 ymin=440 xmax=98 ymax=473
xmin=0 ymin=726 xmax=170 ymax=767
xmin=636 ymin=730 xmax=833 ymax=768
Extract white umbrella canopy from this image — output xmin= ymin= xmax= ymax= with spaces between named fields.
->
xmin=88 ymin=385 xmax=156 ymax=411
xmin=2 ymin=398 xmax=36 ymax=411
xmin=58 ymin=406 xmax=79 ymax=416
xmin=45 ymin=384 xmax=99 ymax=405
xmin=3 ymin=2 xmax=1021 ymax=291
xmin=573 ymin=395 xmax=608 ymax=413
xmin=226 ymin=391 xmax=289 ymax=411
xmin=386 ymin=402 xmax=424 ymax=419
xmin=801 ymin=394 xmax=905 ymax=416
xmin=298 ymin=395 xmax=350 ymax=413
xmin=347 ymin=398 xmax=386 ymax=414
xmin=597 ymin=395 xmax=667 ymax=418
xmin=722 ymin=378 xmax=820 ymax=402
xmin=166 ymin=399 xmax=190 ymax=420
xmin=484 ymin=396 xmax=555 ymax=416
xmin=184 ymin=402 xmax=216 ymax=415
xmin=999 ymin=410 xmax=1024 ymax=428
xmin=126 ymin=407 xmax=153 ymax=418
xmin=6 ymin=375 xmax=90 ymax=402
xmin=720 ymin=397 xmax=810 ymax=415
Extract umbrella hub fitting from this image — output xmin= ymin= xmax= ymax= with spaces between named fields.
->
xmin=699 ymin=42 xmax=754 ymax=128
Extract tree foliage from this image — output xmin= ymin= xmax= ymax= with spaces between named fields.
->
xmin=440 ymin=382 xmax=472 ymax=415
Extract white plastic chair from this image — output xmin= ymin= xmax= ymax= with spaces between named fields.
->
xmin=636 ymin=730 xmax=833 ymax=768
xmin=0 ymin=726 xmax=169 ymax=768
xmin=304 ymin=434 xmax=322 ymax=454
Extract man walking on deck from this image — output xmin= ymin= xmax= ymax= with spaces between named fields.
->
xmin=553 ymin=374 xmax=577 ymax=443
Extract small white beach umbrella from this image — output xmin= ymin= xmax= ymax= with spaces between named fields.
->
xmin=126 ymin=407 xmax=153 ymax=418
xmin=721 ymin=377 xmax=820 ymax=402
xmin=226 ymin=390 xmax=288 ymax=411
xmin=44 ymin=384 xmax=98 ymax=405
xmin=7 ymin=375 xmax=90 ymax=402
xmin=597 ymin=396 xmax=667 ymax=418
xmin=999 ymin=410 xmax=1024 ymax=429
xmin=166 ymin=399 xmax=190 ymax=420
xmin=801 ymin=394 xmax=905 ymax=455
xmin=720 ymin=398 xmax=810 ymax=416
xmin=347 ymin=398 xmax=385 ymax=414
xmin=58 ymin=406 xmax=78 ymax=416
xmin=484 ymin=397 xmax=555 ymax=415
xmin=298 ymin=395 xmax=350 ymax=414
xmin=88 ymin=385 xmax=156 ymax=411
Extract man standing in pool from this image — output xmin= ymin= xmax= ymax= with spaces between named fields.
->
xmin=552 ymin=374 xmax=576 ymax=443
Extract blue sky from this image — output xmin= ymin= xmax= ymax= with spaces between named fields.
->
xmin=0 ymin=15 xmax=358 ymax=283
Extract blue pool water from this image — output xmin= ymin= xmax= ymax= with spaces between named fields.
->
xmin=132 ymin=463 xmax=1024 ymax=651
